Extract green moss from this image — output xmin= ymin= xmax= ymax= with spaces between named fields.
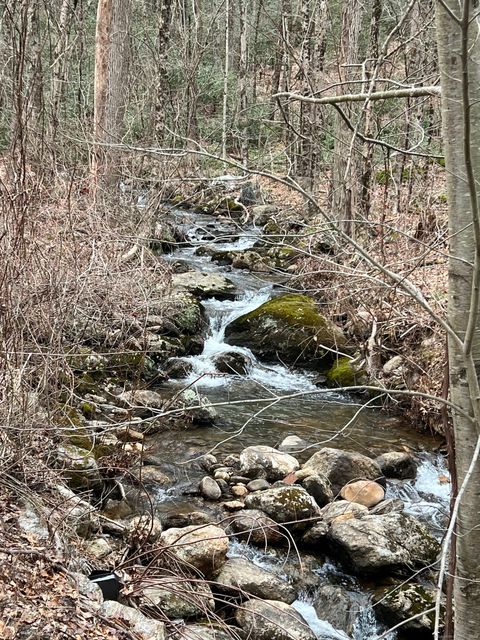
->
xmin=80 ymin=401 xmax=95 ymax=418
xmin=327 ymin=357 xmax=357 ymax=386
xmin=375 ymin=169 xmax=389 ymax=185
xmin=239 ymin=294 xmax=333 ymax=332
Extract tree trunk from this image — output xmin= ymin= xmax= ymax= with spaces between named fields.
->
xmin=330 ymin=0 xmax=363 ymax=237
xmin=154 ymin=0 xmax=173 ymax=144
xmin=436 ymin=1 xmax=480 ymax=638
xmin=92 ymin=0 xmax=130 ymax=192
xmin=239 ymin=0 xmax=248 ymax=168
xmin=222 ymin=0 xmax=230 ymax=160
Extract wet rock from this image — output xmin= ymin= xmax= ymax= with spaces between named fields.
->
xmin=230 ymin=475 xmax=250 ymax=484
xmin=328 ymin=513 xmax=441 ymax=574
xmin=224 ymin=294 xmax=346 ymax=368
xmin=320 ymin=500 xmax=368 ymax=523
xmin=214 ymin=557 xmax=296 ymax=603
xmin=240 ymin=446 xmax=300 ymax=481
xmin=213 ymin=351 xmax=251 ymax=375
xmin=231 ymin=250 xmax=270 ymax=272
xmin=227 ymin=509 xmax=283 ymax=545
xmin=301 ymin=521 xmax=329 ymax=545
xmin=101 ymin=601 xmax=166 ymax=639
xmin=247 ymin=479 xmax=270 ymax=492
xmin=163 ymin=511 xmax=213 ymax=529
xmin=127 ymin=515 xmax=163 ymax=544
xmin=200 ymin=476 xmax=222 ymax=500
xmin=374 ymin=582 xmax=441 ymax=638
xmin=302 ymin=447 xmax=383 ymax=495
xmin=370 ymin=498 xmax=405 ymax=515
xmin=235 ymin=599 xmax=316 ymax=640
xmin=313 ymin=584 xmax=362 ymax=636
xmin=160 ymin=525 xmax=229 ymax=577
xmin=133 ymin=466 xmax=171 ymax=486
xmin=301 ymin=475 xmax=333 ymax=507
xmin=244 ymin=486 xmax=319 ymax=525
xmin=166 ymin=358 xmax=193 ymax=379
xmin=340 ymin=480 xmax=385 ymax=508
xmin=223 ymin=454 xmax=241 ymax=468
xmin=199 ymin=454 xmax=218 ymax=472
xmin=140 ymin=578 xmax=215 ymax=619
xmin=376 ymin=451 xmax=417 ymax=480
xmin=56 ymin=444 xmax=103 ymax=491
xmin=278 ymin=435 xmax=307 ymax=453
xmin=172 ymin=389 xmax=217 ymax=426
xmin=216 ymin=478 xmax=231 ymax=495
xmin=173 ymin=271 xmax=237 ymax=301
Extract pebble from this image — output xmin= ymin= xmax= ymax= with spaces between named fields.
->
xmin=230 ymin=475 xmax=250 ymax=484
xmin=214 ymin=471 xmax=231 ymax=482
xmin=199 ymin=476 xmax=222 ymax=500
xmin=223 ymin=500 xmax=245 ymax=511
xmin=231 ymin=485 xmax=248 ymax=498
xmin=247 ymin=479 xmax=270 ymax=492
xmin=199 ymin=454 xmax=218 ymax=472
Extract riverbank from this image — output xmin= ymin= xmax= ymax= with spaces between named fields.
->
xmin=1 ymin=179 xmax=450 ymax=638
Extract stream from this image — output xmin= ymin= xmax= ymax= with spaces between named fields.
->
xmin=146 ymin=208 xmax=450 ymax=639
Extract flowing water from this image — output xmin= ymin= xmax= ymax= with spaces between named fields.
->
xmin=147 ymin=208 xmax=449 ymax=639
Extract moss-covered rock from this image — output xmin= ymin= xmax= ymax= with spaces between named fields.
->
xmin=374 ymin=583 xmax=442 ymax=638
xmin=56 ymin=444 xmax=103 ymax=491
xmin=224 ymin=294 xmax=346 ymax=368
xmin=326 ymin=356 xmax=363 ymax=387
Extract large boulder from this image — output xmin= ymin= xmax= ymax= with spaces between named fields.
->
xmin=173 ymin=271 xmax=237 ymax=300
xmin=160 ymin=525 xmax=229 ymax=577
xmin=235 ymin=599 xmax=316 ymax=640
xmin=117 ymin=389 xmax=163 ymax=417
xmin=227 ymin=509 xmax=284 ymax=545
xmin=244 ymin=486 xmax=319 ymax=525
xmin=224 ymin=294 xmax=346 ymax=368
xmin=140 ymin=578 xmax=215 ymax=619
xmin=376 ymin=451 xmax=417 ymax=479
xmin=214 ymin=558 xmax=296 ymax=603
xmin=327 ymin=513 xmax=440 ymax=574
xmin=214 ymin=351 xmax=252 ymax=375
xmin=302 ymin=448 xmax=383 ymax=495
xmin=101 ymin=601 xmax=165 ymax=640
xmin=373 ymin=583 xmax=440 ymax=638
xmin=240 ymin=446 xmax=300 ymax=481
xmin=168 ymin=389 xmax=217 ymax=426
xmin=320 ymin=500 xmax=368 ymax=524
xmin=172 ymin=624 xmax=234 ymax=640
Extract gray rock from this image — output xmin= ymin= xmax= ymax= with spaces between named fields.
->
xmin=252 ymin=204 xmax=278 ymax=225
xmin=215 ymin=557 xmax=296 ymax=603
xmin=228 ymin=509 xmax=283 ymax=545
xmin=133 ymin=466 xmax=171 ymax=486
xmin=247 ymin=479 xmax=270 ymax=492
xmin=200 ymin=476 xmax=222 ymax=500
xmin=84 ymin=537 xmax=113 ymax=560
xmin=235 ymin=599 xmax=316 ymax=640
xmin=301 ymin=474 xmax=333 ymax=507
xmin=374 ymin=582 xmax=441 ymax=637
xmin=163 ymin=511 xmax=213 ymax=529
xmin=320 ymin=500 xmax=368 ymax=523
xmin=175 ymin=389 xmax=217 ymax=426
xmin=301 ymin=521 xmax=329 ymax=545
xmin=214 ymin=351 xmax=251 ymax=375
xmin=127 ymin=515 xmax=163 ymax=544
xmin=56 ymin=446 xmax=103 ymax=492
xmin=173 ymin=271 xmax=237 ymax=301
xmin=313 ymin=584 xmax=363 ymax=636
xmin=117 ymin=389 xmax=163 ymax=417
xmin=102 ymin=601 xmax=166 ymax=639
xmin=327 ymin=513 xmax=441 ymax=574
xmin=278 ymin=435 xmax=307 ymax=453
xmin=166 ymin=358 xmax=193 ymax=379
xmin=140 ymin=578 xmax=215 ymax=619
xmin=173 ymin=624 xmax=234 ymax=640
xmin=370 ymin=498 xmax=405 ymax=515
xmin=303 ymin=447 xmax=383 ymax=495
xmin=240 ymin=446 xmax=299 ymax=481
xmin=244 ymin=486 xmax=319 ymax=525
xmin=200 ymin=454 xmax=218 ymax=472
xmin=376 ymin=451 xmax=417 ymax=479
xmin=160 ymin=525 xmax=229 ymax=577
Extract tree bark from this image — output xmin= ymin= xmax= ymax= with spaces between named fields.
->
xmin=92 ymin=0 xmax=130 ymax=192
xmin=436 ymin=1 xmax=480 ymax=638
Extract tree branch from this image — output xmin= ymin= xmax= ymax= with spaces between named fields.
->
xmin=274 ymin=85 xmax=441 ymax=105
